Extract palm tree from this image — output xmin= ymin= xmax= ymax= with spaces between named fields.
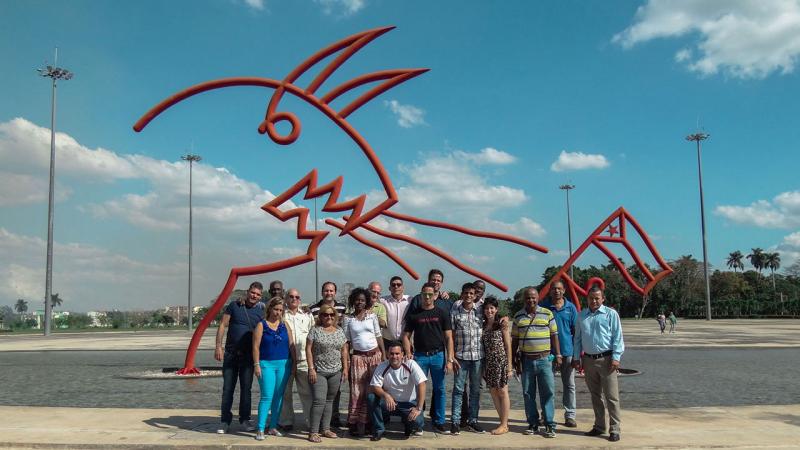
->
xmin=14 ymin=299 xmax=28 ymax=314
xmin=50 ymin=293 xmax=63 ymax=309
xmin=726 ymin=251 xmax=745 ymax=273
xmin=764 ymin=252 xmax=781 ymax=292
xmin=747 ymin=248 xmax=765 ymax=273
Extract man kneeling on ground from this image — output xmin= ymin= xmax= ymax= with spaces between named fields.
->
xmin=367 ymin=341 xmax=427 ymax=441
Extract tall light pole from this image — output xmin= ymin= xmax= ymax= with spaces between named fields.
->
xmin=559 ymin=184 xmax=575 ymax=280
xmin=38 ymin=48 xmax=72 ymax=336
xmin=314 ymin=197 xmax=319 ymax=296
xmin=182 ymin=154 xmax=202 ymax=330
xmin=686 ymin=132 xmax=712 ymax=320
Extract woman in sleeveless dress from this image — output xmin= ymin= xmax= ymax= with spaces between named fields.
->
xmin=481 ymin=295 xmax=513 ymax=435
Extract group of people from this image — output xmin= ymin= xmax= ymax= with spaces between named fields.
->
xmin=656 ymin=311 xmax=678 ymax=334
xmin=214 ymin=269 xmax=625 ymax=443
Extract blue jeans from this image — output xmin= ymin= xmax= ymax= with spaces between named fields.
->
xmin=256 ymin=359 xmax=291 ymax=431
xmin=451 ymin=358 xmax=481 ymax=423
xmin=221 ymin=350 xmax=255 ymax=425
xmin=556 ymin=356 xmax=576 ymax=420
xmin=368 ymin=393 xmax=424 ymax=435
xmin=414 ymin=351 xmax=446 ymax=425
xmin=521 ymin=357 xmax=556 ymax=428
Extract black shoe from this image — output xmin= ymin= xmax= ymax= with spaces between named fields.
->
xmin=523 ymin=425 xmax=538 ymax=435
xmin=585 ymin=428 xmax=605 ymax=436
xmin=609 ymin=433 xmax=620 ymax=442
xmin=466 ymin=421 xmax=485 ymax=434
xmin=459 ymin=418 xmax=468 ymax=428
xmin=370 ymin=432 xmax=384 ymax=442
xmin=433 ymin=423 xmax=449 ymax=434
xmin=450 ymin=423 xmax=460 ymax=435
xmin=542 ymin=426 xmax=556 ymax=438
xmin=564 ymin=418 xmax=577 ymax=428
xmin=278 ymin=424 xmax=293 ymax=432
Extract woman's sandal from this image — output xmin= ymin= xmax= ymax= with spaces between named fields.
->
xmin=491 ymin=425 xmax=509 ymax=435
xmin=322 ymin=429 xmax=339 ymax=439
xmin=308 ymin=433 xmax=322 ymax=443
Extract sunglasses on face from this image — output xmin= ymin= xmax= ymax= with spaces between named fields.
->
xmin=288 ymin=295 xmax=300 ymax=299
xmin=321 ymin=313 xmax=336 ymax=318
xmin=422 ymin=293 xmax=434 ymax=297
xmin=390 ymin=283 xmax=402 ymax=287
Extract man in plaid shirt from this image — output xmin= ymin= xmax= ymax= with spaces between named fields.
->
xmin=449 ymin=282 xmax=484 ymax=434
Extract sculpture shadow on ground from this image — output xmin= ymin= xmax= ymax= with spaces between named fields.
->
xmin=760 ymin=412 xmax=800 ymax=428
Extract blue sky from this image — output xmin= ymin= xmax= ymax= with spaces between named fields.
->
xmin=1 ymin=0 xmax=799 ymax=311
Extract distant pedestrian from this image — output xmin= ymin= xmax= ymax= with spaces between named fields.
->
xmin=572 ymin=286 xmax=625 ymax=442
xmin=657 ymin=313 xmax=666 ymax=334
xmin=668 ymin=312 xmax=677 ymax=333
xmin=252 ymin=297 xmax=296 ymax=440
xmin=215 ymin=281 xmax=265 ymax=434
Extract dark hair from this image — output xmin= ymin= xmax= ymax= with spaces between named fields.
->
xmin=428 ymin=269 xmax=444 ymax=281
xmin=588 ymin=286 xmax=603 ymax=296
xmin=473 ymin=279 xmax=485 ymax=288
xmin=461 ymin=282 xmax=476 ymax=293
xmin=483 ymin=295 xmax=499 ymax=309
xmin=390 ymin=275 xmax=403 ymax=284
xmin=248 ymin=281 xmax=264 ymax=291
xmin=421 ymin=282 xmax=436 ymax=291
xmin=348 ymin=287 xmax=372 ymax=310
xmin=321 ymin=281 xmax=337 ymax=293
xmin=385 ymin=340 xmax=403 ymax=352
xmin=269 ymin=280 xmax=283 ymax=290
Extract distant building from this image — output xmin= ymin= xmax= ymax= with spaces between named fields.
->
xmin=87 ymin=311 xmax=109 ymax=327
xmin=163 ymin=305 xmax=188 ymax=323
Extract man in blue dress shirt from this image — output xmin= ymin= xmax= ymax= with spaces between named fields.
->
xmin=541 ymin=281 xmax=578 ymax=428
xmin=572 ymin=286 xmax=624 ymax=442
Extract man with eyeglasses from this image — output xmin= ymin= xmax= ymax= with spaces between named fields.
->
xmin=380 ymin=276 xmax=410 ymax=349
xmin=402 ymin=282 xmax=455 ymax=434
xmin=215 ymin=281 xmax=266 ymax=434
xmin=279 ymin=288 xmax=314 ymax=432
xmin=367 ymin=281 xmax=388 ymax=329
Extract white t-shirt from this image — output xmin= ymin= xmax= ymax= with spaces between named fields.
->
xmin=370 ymin=359 xmax=428 ymax=403
xmin=344 ymin=313 xmax=381 ymax=352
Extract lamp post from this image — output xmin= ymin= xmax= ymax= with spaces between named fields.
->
xmin=559 ymin=184 xmax=575 ymax=281
xmin=181 ymin=154 xmax=202 ymax=330
xmin=686 ymin=132 xmax=712 ymax=321
xmin=38 ymin=48 xmax=72 ymax=337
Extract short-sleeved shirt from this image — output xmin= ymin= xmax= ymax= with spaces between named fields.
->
xmin=344 ymin=313 xmax=381 ymax=352
xmin=308 ymin=326 xmax=347 ymax=373
xmin=224 ymin=301 xmax=265 ymax=353
xmin=450 ymin=304 xmax=484 ymax=360
xmin=371 ymin=302 xmax=388 ymax=326
xmin=511 ymin=306 xmax=557 ymax=354
xmin=404 ymin=306 xmax=452 ymax=354
xmin=370 ymin=359 xmax=428 ymax=403
xmin=407 ymin=293 xmax=454 ymax=318
xmin=540 ymin=299 xmax=578 ymax=358
xmin=310 ymin=300 xmax=347 ymax=318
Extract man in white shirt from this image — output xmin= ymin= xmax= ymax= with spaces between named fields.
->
xmin=380 ymin=276 xmax=410 ymax=348
xmin=368 ymin=341 xmax=427 ymax=441
xmin=279 ymin=288 xmax=314 ymax=431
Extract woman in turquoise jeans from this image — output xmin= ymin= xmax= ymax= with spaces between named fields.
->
xmin=252 ymin=297 xmax=296 ymax=440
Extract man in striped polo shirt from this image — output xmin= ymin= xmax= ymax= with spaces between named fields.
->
xmin=511 ymin=287 xmax=562 ymax=438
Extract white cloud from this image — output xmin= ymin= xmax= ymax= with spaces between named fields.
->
xmin=315 ymin=0 xmax=365 ymax=17
xmin=243 ymin=0 xmax=265 ymax=10
xmin=0 ymin=118 xmax=293 ymax=236
xmin=675 ymin=48 xmax=692 ymax=62
xmin=463 ymin=253 xmax=494 ymax=265
xmin=477 ymin=217 xmax=546 ymax=239
xmin=715 ymin=191 xmax=800 ymax=228
xmin=550 ymin=150 xmax=610 ymax=172
xmin=384 ymin=100 xmax=426 ymax=128
xmin=613 ymin=0 xmax=800 ymax=79
xmin=454 ymin=147 xmax=516 ymax=165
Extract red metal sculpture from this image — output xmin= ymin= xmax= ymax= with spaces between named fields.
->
xmin=134 ymin=27 xmax=550 ymax=374
xmin=539 ymin=207 xmax=673 ymax=311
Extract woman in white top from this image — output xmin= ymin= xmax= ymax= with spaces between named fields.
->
xmin=343 ymin=287 xmax=386 ymax=436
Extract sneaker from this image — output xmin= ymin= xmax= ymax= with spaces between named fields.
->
xmin=564 ymin=418 xmax=577 ymax=428
xmin=255 ymin=430 xmax=265 ymax=441
xmin=542 ymin=426 xmax=556 ymax=438
xmin=524 ymin=425 xmax=538 ymax=435
xmin=412 ymin=428 xmax=424 ymax=437
xmin=459 ymin=418 xmax=468 ymax=428
xmin=242 ymin=419 xmax=257 ymax=431
xmin=466 ymin=421 xmax=485 ymax=434
xmin=433 ymin=423 xmax=450 ymax=434
xmin=216 ymin=423 xmax=230 ymax=434
xmin=450 ymin=423 xmax=461 ymax=435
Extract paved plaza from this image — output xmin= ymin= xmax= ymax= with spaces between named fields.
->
xmin=1 ymin=319 xmax=798 ymax=448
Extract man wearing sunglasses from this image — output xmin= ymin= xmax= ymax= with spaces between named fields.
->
xmin=279 ymin=288 xmax=314 ymax=432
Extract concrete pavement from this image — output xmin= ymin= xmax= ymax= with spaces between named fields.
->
xmin=0 ymin=404 xmax=798 ymax=449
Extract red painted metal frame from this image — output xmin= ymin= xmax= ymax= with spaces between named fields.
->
xmin=134 ymin=27 xmax=550 ymax=374
xmin=540 ymin=207 xmax=673 ymax=312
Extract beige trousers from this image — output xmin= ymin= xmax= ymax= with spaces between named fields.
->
xmin=582 ymin=355 xmax=621 ymax=434
xmin=279 ymin=368 xmax=312 ymax=429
